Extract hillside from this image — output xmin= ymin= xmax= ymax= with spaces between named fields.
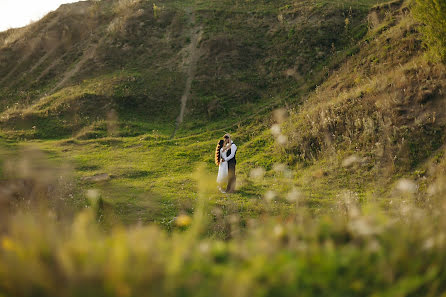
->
xmin=0 ymin=0 xmax=384 ymax=139
xmin=3 ymin=0 xmax=446 ymax=296
xmin=0 ymin=0 xmax=445 ymax=223
xmin=282 ymin=0 xmax=446 ymax=201
xmin=0 ymin=0 xmax=398 ymax=222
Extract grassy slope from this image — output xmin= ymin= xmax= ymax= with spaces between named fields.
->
xmin=0 ymin=0 xmax=392 ymax=225
xmin=2 ymin=0 xmax=445 ymax=228
xmin=0 ymin=0 xmax=383 ymax=138
xmin=282 ymin=0 xmax=446 ymax=204
xmin=3 ymin=1 xmax=446 ymax=296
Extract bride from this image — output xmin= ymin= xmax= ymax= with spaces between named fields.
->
xmin=215 ymin=139 xmax=230 ymax=192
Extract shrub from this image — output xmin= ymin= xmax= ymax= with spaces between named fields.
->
xmin=412 ymin=0 xmax=446 ymax=62
xmin=113 ymin=0 xmax=141 ymax=15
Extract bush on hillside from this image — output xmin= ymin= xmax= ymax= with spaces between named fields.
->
xmin=412 ymin=0 xmax=446 ymax=62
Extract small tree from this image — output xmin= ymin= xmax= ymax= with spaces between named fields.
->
xmin=412 ymin=0 xmax=446 ymax=62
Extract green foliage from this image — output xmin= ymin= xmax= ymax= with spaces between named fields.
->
xmin=0 ymin=0 xmax=391 ymax=141
xmin=413 ymin=0 xmax=446 ymax=62
xmin=2 ymin=178 xmax=446 ymax=297
xmin=283 ymin=1 xmax=446 ymax=178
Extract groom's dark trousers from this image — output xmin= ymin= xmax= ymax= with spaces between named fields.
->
xmin=226 ymin=160 xmax=236 ymax=193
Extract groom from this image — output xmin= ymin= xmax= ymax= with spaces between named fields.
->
xmin=222 ymin=134 xmax=237 ymax=193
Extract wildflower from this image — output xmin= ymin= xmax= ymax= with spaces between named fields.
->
xmin=277 ymin=135 xmax=288 ymax=145
xmin=367 ymin=239 xmax=381 ymax=253
xmin=2 ymin=237 xmax=15 ymax=251
xmin=423 ymin=237 xmax=435 ymax=251
xmin=396 ymin=179 xmax=417 ymax=194
xmin=228 ymin=214 xmax=239 ymax=224
xmin=273 ymin=108 xmax=288 ymax=123
xmin=211 ymin=207 xmax=223 ymax=217
xmin=264 ymin=190 xmax=277 ymax=202
xmin=153 ymin=3 xmax=162 ymax=18
xmin=350 ymin=280 xmax=363 ymax=291
xmin=270 ymin=124 xmax=281 ymax=137
xmin=273 ymin=163 xmax=287 ymax=173
xmin=273 ymin=225 xmax=285 ymax=239
xmin=250 ymin=167 xmax=265 ymax=179
xmin=342 ymin=155 xmax=360 ymax=168
xmin=86 ymin=189 xmax=100 ymax=200
xmin=175 ymin=214 xmax=192 ymax=227
xmin=286 ymin=188 xmax=301 ymax=203
xmin=349 ymin=218 xmax=375 ymax=237
xmin=199 ymin=242 xmax=210 ymax=254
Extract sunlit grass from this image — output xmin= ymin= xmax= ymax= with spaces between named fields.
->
xmin=2 ymin=152 xmax=446 ymax=296
xmin=1 ymin=0 xmax=446 ymax=295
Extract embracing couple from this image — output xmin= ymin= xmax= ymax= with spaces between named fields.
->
xmin=215 ymin=134 xmax=237 ymax=193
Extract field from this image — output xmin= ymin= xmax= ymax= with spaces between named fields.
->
xmin=1 ymin=0 xmax=446 ymax=296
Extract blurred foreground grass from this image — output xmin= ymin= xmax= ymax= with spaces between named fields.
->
xmin=1 ymin=153 xmax=446 ymax=297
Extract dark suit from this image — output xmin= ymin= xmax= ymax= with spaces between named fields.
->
xmin=225 ymin=143 xmax=237 ymax=193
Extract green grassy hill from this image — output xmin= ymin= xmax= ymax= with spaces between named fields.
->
xmin=282 ymin=0 xmax=446 ymax=201
xmin=1 ymin=0 xmax=445 ymax=225
xmin=0 ymin=0 xmax=386 ymax=138
xmin=2 ymin=0 xmax=446 ymax=296
xmin=0 ymin=0 xmax=406 ymax=224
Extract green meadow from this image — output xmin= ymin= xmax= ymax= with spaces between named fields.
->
xmin=1 ymin=0 xmax=446 ymax=295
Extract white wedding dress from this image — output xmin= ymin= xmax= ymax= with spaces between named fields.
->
xmin=217 ymin=148 xmax=228 ymax=184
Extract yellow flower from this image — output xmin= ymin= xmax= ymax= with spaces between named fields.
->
xmin=350 ymin=280 xmax=364 ymax=291
xmin=2 ymin=237 xmax=15 ymax=251
xmin=176 ymin=214 xmax=192 ymax=227
xmin=273 ymin=225 xmax=286 ymax=239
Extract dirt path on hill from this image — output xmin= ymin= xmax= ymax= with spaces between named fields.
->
xmin=171 ymin=9 xmax=202 ymax=139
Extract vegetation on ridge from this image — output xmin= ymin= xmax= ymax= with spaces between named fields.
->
xmin=413 ymin=0 xmax=446 ymax=62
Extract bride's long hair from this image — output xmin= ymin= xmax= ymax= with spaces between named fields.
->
xmin=215 ymin=139 xmax=224 ymax=166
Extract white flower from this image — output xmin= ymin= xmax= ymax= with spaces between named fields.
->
xmin=273 ymin=163 xmax=287 ymax=172
xmin=264 ymin=190 xmax=277 ymax=202
xmin=250 ymin=167 xmax=266 ymax=179
xmin=199 ymin=242 xmax=210 ymax=254
xmin=342 ymin=155 xmax=360 ymax=167
xmin=86 ymin=189 xmax=99 ymax=200
xmin=349 ymin=218 xmax=374 ymax=236
xmin=273 ymin=108 xmax=287 ymax=123
xmin=396 ymin=179 xmax=417 ymax=194
xmin=277 ymin=134 xmax=288 ymax=145
xmin=273 ymin=224 xmax=285 ymax=238
xmin=270 ymin=124 xmax=281 ymax=137
xmin=286 ymin=188 xmax=301 ymax=203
